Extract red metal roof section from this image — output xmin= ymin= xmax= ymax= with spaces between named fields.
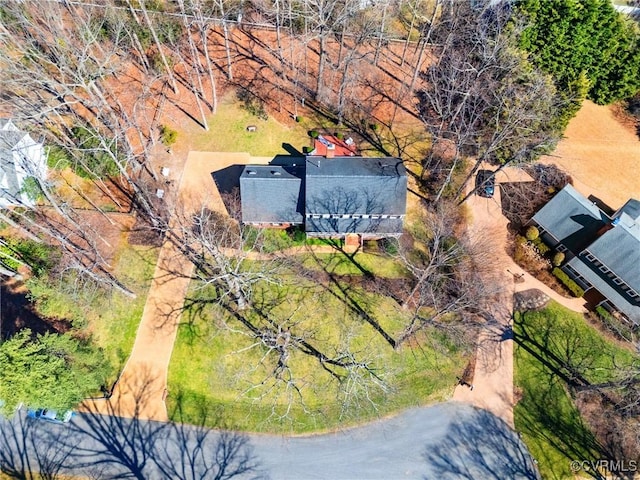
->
xmin=312 ymin=135 xmax=359 ymax=157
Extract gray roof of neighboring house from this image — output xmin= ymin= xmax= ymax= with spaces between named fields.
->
xmin=616 ymin=199 xmax=640 ymax=222
xmin=0 ymin=118 xmax=14 ymax=130
xmin=239 ymin=165 xmax=304 ymax=224
xmin=567 ymin=256 xmax=640 ymax=324
xmin=0 ymin=130 xmax=30 ymax=206
xmin=585 ymin=212 xmax=640 ymax=294
xmin=305 ymin=156 xmax=407 ymax=218
xmin=531 ymin=184 xmax=608 ymax=253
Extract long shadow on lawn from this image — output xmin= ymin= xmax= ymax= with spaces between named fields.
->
xmin=300 ymin=249 xmax=399 ymax=349
xmin=513 ymin=312 xmax=616 ymax=478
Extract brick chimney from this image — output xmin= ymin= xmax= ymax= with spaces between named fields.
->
xmin=326 ymin=144 xmax=335 ymax=158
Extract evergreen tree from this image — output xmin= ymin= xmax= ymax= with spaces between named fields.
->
xmin=517 ymin=0 xmax=640 ymax=107
xmin=0 ymin=329 xmax=110 ymax=414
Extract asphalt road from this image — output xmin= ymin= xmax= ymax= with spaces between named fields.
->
xmin=0 ymin=402 xmax=539 ymax=479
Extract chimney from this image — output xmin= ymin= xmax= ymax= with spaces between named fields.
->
xmin=326 ymin=143 xmax=335 ymax=158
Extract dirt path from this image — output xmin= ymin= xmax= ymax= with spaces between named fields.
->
xmin=452 ymin=167 xmax=586 ymax=428
xmin=540 ymin=101 xmax=640 ymax=210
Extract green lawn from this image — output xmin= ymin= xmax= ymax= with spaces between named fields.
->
xmin=177 ymin=95 xmax=310 ymax=156
xmin=168 ymin=264 xmax=464 ymax=433
xmin=300 ymin=251 xmax=410 ymax=278
xmin=514 ymin=301 xmax=636 ymax=479
xmin=91 ymin=246 xmax=159 ymax=377
xmin=26 ymin=245 xmax=159 ymax=383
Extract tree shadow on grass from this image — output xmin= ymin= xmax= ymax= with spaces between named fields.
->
xmin=300 ymin=249 xmax=398 ymax=349
xmin=513 ymin=311 xmax=614 ymax=478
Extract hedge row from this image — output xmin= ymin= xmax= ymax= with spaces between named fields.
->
xmin=595 ymin=305 xmax=614 ymax=323
xmin=552 ymin=267 xmax=585 ymax=298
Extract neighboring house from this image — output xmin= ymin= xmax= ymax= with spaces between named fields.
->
xmin=239 ymin=156 xmax=407 ymax=239
xmin=530 ymin=184 xmax=640 ymax=324
xmin=0 ymin=119 xmax=47 ymax=208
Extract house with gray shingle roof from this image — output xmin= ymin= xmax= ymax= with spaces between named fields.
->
xmin=240 ymin=165 xmax=304 ymax=226
xmin=530 ymin=184 xmax=640 ymax=324
xmin=239 ymin=156 xmax=407 ymax=238
xmin=0 ymin=119 xmax=47 ymax=208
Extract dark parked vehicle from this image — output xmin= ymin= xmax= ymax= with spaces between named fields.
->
xmin=475 ymin=169 xmax=495 ymax=198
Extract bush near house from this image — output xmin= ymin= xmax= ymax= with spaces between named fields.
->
xmin=530 ymin=236 xmax=550 ymax=255
xmin=595 ymin=305 xmax=614 ymax=323
xmin=552 ymin=267 xmax=584 ymax=297
xmin=551 ymin=251 xmax=565 ymax=267
xmin=525 ymin=225 xmax=539 ymax=241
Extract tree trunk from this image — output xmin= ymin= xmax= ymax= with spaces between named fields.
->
xmin=316 ymin=33 xmax=326 ymax=103
xmin=136 ymin=0 xmax=180 ymax=94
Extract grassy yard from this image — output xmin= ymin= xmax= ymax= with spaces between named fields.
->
xmin=300 ymin=251 xmax=409 ymax=278
xmin=514 ymin=301 xmax=637 ymax=479
xmin=90 ymin=245 xmax=159 ymax=377
xmin=26 ymin=244 xmax=159 ymax=384
xmin=176 ymin=95 xmax=310 ymax=156
xmin=167 ymin=262 xmax=464 ymax=433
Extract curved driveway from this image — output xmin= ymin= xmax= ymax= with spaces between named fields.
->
xmin=1 ymin=402 xmax=539 ymax=479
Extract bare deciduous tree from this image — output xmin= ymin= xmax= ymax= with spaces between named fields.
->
xmin=397 ymin=201 xmax=503 ymax=347
xmin=416 ymin=0 xmax=562 ymax=202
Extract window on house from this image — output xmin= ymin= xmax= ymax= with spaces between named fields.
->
xmin=589 ymin=257 xmax=602 ymax=268
xmin=585 ymin=252 xmax=596 ymax=262
xmin=598 ymin=264 xmax=610 ymax=274
xmin=613 ymin=278 xmax=624 ymax=286
xmin=362 ymin=214 xmax=370 ymax=219
xmin=322 ymin=214 xmax=330 ymax=219
xmin=341 ymin=214 xmax=350 ymax=219
xmin=557 ymin=244 xmax=567 ymax=253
